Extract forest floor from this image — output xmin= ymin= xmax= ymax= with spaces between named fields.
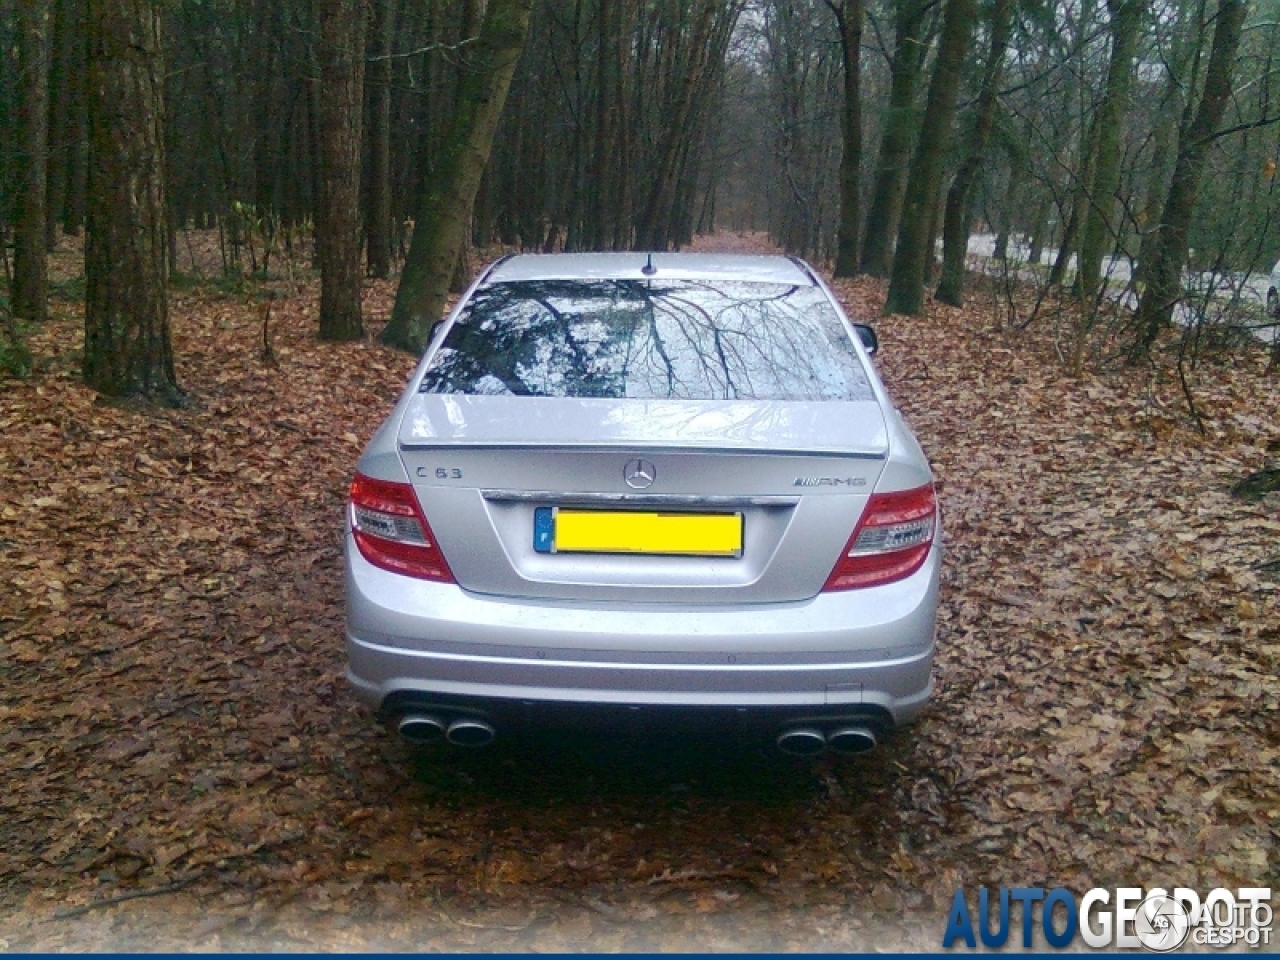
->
xmin=1 ymin=234 xmax=1278 ymax=951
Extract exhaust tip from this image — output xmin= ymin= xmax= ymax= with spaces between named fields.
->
xmin=397 ymin=713 xmax=446 ymax=744
xmin=776 ymin=726 xmax=826 ymax=756
xmin=446 ymin=718 xmax=496 ymax=748
xmin=827 ymin=725 xmax=877 ymax=754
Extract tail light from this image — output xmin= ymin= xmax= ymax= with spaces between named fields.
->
xmin=823 ymin=484 xmax=937 ymax=591
xmin=348 ymin=473 xmax=454 ymax=582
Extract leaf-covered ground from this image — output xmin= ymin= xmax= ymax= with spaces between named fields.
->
xmin=1 ymin=239 xmax=1277 ymax=950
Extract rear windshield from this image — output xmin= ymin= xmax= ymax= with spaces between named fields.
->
xmin=418 ymin=278 xmax=873 ymax=401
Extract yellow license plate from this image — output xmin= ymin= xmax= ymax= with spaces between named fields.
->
xmin=553 ymin=509 xmax=742 ymax=557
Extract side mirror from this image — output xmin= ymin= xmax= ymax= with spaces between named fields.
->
xmin=853 ymin=323 xmax=879 ymax=356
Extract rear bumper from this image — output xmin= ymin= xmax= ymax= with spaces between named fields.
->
xmin=344 ymin=535 xmax=939 ymax=726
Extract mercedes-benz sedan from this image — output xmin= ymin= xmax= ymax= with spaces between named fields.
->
xmin=344 ymin=253 xmax=940 ymax=755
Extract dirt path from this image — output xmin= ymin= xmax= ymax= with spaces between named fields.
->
xmin=0 ymin=259 xmax=1276 ymax=950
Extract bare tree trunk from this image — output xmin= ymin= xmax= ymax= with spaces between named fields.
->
xmin=1049 ymin=112 xmax=1098 ymax=287
xmin=252 ymin=0 xmax=280 ymax=223
xmin=316 ymin=0 xmax=367 ymax=341
xmin=14 ymin=0 xmax=51 ymax=324
xmin=1048 ymin=191 xmax=1081 ymax=286
xmin=364 ymin=0 xmax=393 ymax=279
xmin=1 ymin=300 xmax=32 ymax=375
xmin=64 ymin=57 xmax=87 ymax=234
xmin=1135 ymin=14 xmax=1199 ymax=289
xmin=611 ymin=0 xmax=634 ymax=250
xmin=830 ymin=0 xmax=864 ymax=277
xmin=45 ymin=0 xmax=73 ymax=251
xmin=860 ymin=0 xmax=926 ymax=277
xmin=1027 ymin=196 xmax=1051 ymax=266
xmin=587 ymin=0 xmax=616 ymax=250
xmin=935 ymin=0 xmax=1011 ymax=306
xmin=83 ymin=0 xmax=179 ymax=404
xmin=381 ymin=0 xmax=534 ymax=354
xmin=633 ymin=1 xmax=715 ymax=251
xmin=448 ymin=0 xmax=483 ymax=294
xmin=884 ymin=0 xmax=976 ymax=315
xmin=923 ymin=180 xmax=945 ymax=283
xmin=1130 ymin=0 xmax=1246 ymax=360
xmin=633 ymin=0 xmax=740 ymax=251
xmin=305 ymin=56 xmax=323 ymax=261
xmin=63 ymin=0 xmax=88 ymax=238
xmin=1077 ymin=0 xmax=1144 ymax=300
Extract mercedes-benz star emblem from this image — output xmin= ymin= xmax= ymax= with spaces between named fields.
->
xmin=624 ymin=458 xmax=656 ymax=489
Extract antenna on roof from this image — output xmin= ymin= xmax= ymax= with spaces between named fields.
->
xmin=641 ymin=253 xmax=657 ymax=276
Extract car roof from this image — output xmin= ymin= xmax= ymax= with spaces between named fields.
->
xmin=483 ymin=252 xmax=817 ymax=286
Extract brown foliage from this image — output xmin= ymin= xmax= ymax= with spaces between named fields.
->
xmin=0 ymin=249 xmax=1276 ymax=950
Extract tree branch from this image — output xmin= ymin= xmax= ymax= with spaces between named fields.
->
xmin=367 ymin=37 xmax=478 ymax=62
xmin=1197 ymin=112 xmax=1280 ymax=144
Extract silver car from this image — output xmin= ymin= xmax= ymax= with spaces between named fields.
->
xmin=344 ymin=253 xmax=940 ymax=755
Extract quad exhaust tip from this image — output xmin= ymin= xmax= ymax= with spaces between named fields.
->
xmin=395 ymin=713 xmax=497 ymax=748
xmin=776 ymin=727 xmax=827 ymax=756
xmin=445 ymin=717 xmax=497 ymax=748
xmin=826 ymin=725 xmax=877 ymax=755
xmin=402 ymin=713 xmax=866 ymax=755
xmin=397 ymin=713 xmax=446 ymax=744
xmin=776 ymin=723 xmax=879 ymax=756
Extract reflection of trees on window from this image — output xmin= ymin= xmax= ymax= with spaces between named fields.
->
xmin=419 ymin=279 xmax=873 ymax=402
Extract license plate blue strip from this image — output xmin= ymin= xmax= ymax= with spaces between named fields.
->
xmin=533 ymin=507 xmax=554 ymax=553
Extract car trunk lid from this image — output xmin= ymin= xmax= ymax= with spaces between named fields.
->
xmin=395 ymin=395 xmax=887 ymax=603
